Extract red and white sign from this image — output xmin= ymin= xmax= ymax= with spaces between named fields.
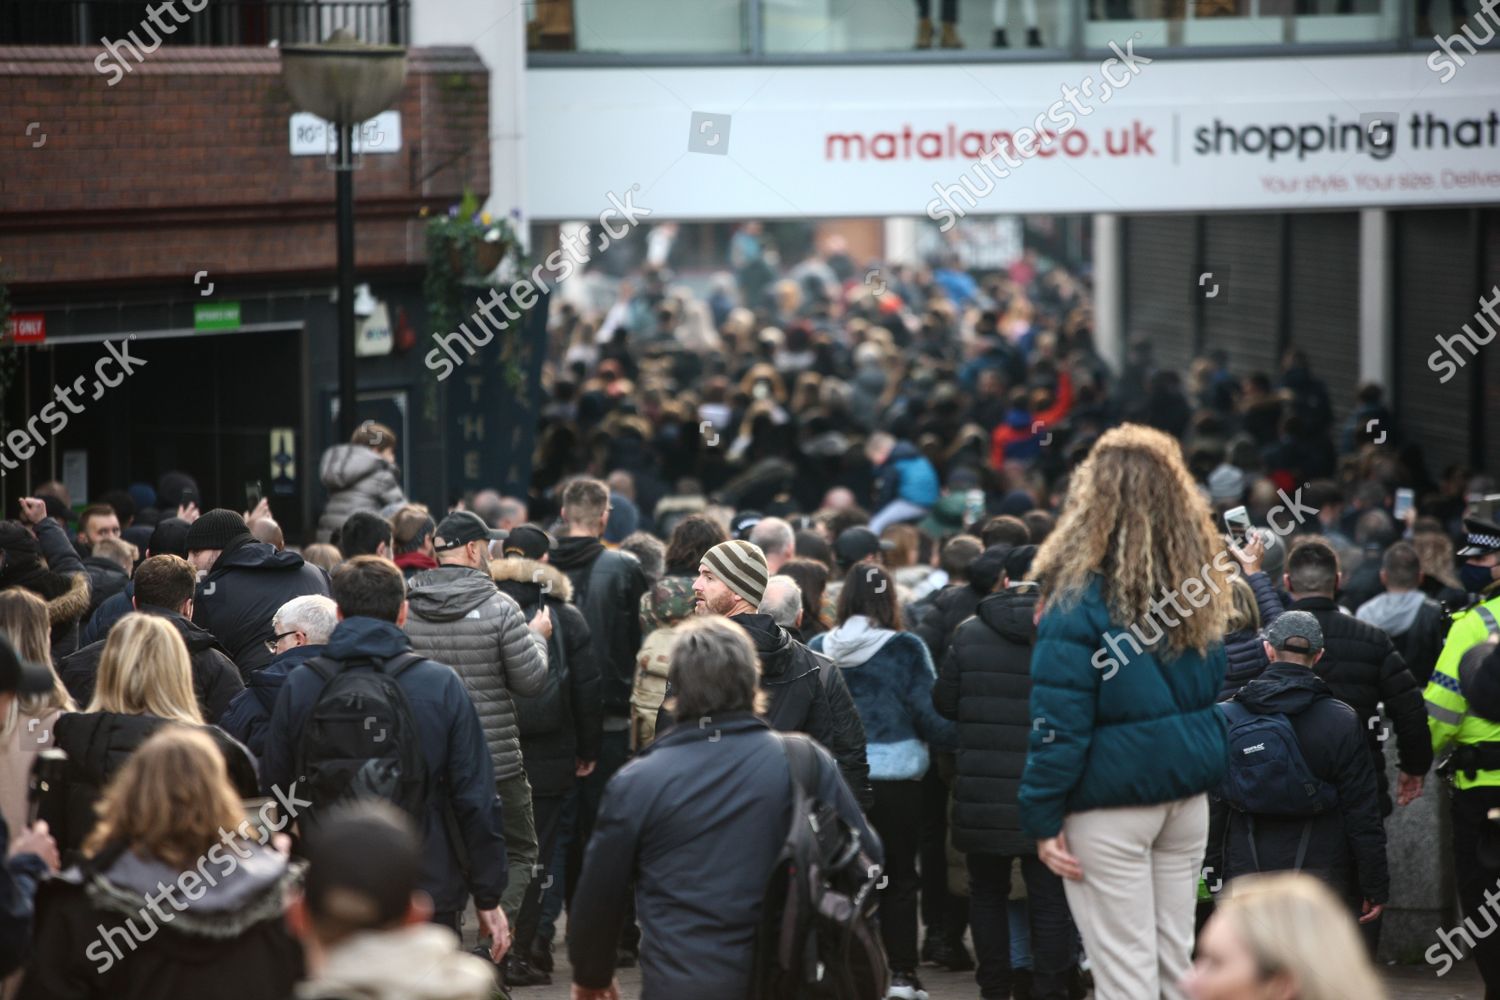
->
xmin=4 ymin=313 xmax=45 ymax=344
xmin=528 ymin=52 xmax=1500 ymax=219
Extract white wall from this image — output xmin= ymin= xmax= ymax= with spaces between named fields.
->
xmin=410 ymin=0 xmax=528 ymax=244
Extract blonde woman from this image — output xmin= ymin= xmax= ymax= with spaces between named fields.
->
xmin=0 ymin=590 xmax=75 ymax=840
xmin=40 ymin=614 xmax=257 ymax=859
xmin=1182 ymin=873 xmax=1385 ymax=1000
xmin=20 ymin=727 xmax=300 ymax=1000
xmin=1019 ymin=424 xmax=1233 ymax=1000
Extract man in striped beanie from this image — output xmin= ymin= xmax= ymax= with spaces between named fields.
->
xmin=693 ymin=539 xmax=769 ymax=617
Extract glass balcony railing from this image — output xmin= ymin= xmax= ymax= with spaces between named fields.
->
xmin=527 ymin=0 xmax=1449 ymax=56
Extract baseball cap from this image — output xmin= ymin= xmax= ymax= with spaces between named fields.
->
xmin=0 ymin=634 xmax=54 ymax=696
xmin=834 ymin=526 xmax=893 ymax=566
xmin=1264 ymin=610 xmax=1324 ymax=656
xmin=433 ymin=511 xmax=506 ymax=552
xmin=502 ymin=524 xmax=555 ymax=561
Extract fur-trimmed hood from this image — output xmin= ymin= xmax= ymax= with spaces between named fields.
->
xmin=490 ymin=557 xmax=574 ymax=604
xmin=48 ymin=571 xmax=92 ymax=627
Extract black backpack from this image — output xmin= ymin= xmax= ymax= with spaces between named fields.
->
xmin=293 ymin=652 xmax=429 ymax=826
xmin=752 ymin=733 xmax=887 ymax=1000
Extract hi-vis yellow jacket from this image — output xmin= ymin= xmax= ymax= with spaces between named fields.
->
xmin=1427 ymin=594 xmax=1500 ymax=789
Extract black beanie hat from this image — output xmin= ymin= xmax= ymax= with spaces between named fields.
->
xmin=184 ymin=509 xmax=250 ymax=552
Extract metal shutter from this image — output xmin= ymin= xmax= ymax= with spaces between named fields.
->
xmin=1395 ymin=210 xmax=1478 ymax=476
xmin=1202 ymin=214 xmax=1282 ymax=383
xmin=1287 ymin=213 xmax=1361 ymax=430
xmin=1124 ymin=215 xmax=1195 ymax=376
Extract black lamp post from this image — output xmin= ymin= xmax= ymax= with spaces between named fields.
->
xmin=280 ymin=29 xmax=407 ymax=440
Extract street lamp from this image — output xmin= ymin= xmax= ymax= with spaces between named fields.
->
xmin=280 ymin=28 xmax=407 ymax=440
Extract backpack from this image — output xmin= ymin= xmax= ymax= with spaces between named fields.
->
xmin=1216 ymin=702 xmax=1337 ymax=818
xmin=294 ymin=652 xmax=430 ymax=827
xmin=752 ymin=734 xmax=888 ymax=1000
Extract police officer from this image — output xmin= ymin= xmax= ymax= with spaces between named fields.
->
xmin=1425 ymin=517 xmax=1500 ymax=991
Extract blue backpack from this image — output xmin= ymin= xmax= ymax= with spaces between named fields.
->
xmin=1216 ymin=702 xmax=1337 ymax=818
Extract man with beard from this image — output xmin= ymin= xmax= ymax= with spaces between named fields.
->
xmin=656 ymin=539 xmax=869 ymax=806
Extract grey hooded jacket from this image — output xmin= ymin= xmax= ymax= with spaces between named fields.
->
xmin=316 ymin=443 xmax=406 ymax=543
xmin=404 ymin=565 xmax=549 ymax=781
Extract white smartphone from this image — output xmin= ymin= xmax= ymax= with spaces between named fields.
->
xmin=1393 ymin=488 xmax=1414 ymax=521
xmin=1223 ymin=506 xmax=1251 ymax=547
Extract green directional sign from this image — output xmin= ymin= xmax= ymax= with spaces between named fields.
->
xmin=194 ymin=302 xmax=241 ymax=331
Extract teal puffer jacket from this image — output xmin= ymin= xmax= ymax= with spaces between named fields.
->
xmin=1019 ymin=576 xmax=1228 ymax=840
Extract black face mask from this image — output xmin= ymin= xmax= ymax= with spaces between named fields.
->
xmin=1461 ymin=562 xmax=1498 ymax=595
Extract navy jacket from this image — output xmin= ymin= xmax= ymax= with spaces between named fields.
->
xmin=1219 ymin=572 xmax=1286 ymax=700
xmin=79 ymin=582 xmax=133 ymax=649
xmin=569 ymin=715 xmax=880 ymax=1000
xmin=217 ymin=643 xmax=326 ymax=760
xmin=262 ymin=617 xmax=506 ymax=913
xmin=1019 ymin=578 xmax=1228 ymax=840
xmin=194 ymin=538 xmax=330 ymax=675
xmin=1208 ymin=663 xmax=1389 ymax=904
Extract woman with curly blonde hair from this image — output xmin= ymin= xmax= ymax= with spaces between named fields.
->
xmin=1019 ymin=424 xmax=1234 ymax=1000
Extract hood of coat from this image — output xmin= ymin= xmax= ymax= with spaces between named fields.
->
xmin=82 ymin=842 xmax=295 ymax=939
xmin=325 ymin=617 xmax=415 ymax=662
xmin=298 ymin=925 xmax=499 ymax=1000
xmin=406 ymin=566 xmax=497 ymax=621
xmin=84 ymin=556 xmax=129 ymax=582
xmin=728 ymin=612 xmax=798 ymax=680
xmin=1355 ymin=590 xmax=1427 ymax=637
xmin=550 ymin=535 xmax=605 ymax=572
xmin=975 ymin=585 xmax=1040 ymax=644
xmin=1233 ymin=661 xmax=1331 ymax=716
xmin=138 ymin=605 xmax=229 ymax=655
xmin=490 ymin=558 xmax=574 ymax=604
xmin=819 ymin=614 xmax=897 ymax=667
xmin=210 ymin=539 xmax=309 ymax=577
xmin=248 ymin=643 xmax=327 ymax=691
xmin=48 ymin=571 xmax=92 ymax=626
xmin=319 ymin=443 xmax=392 ymax=491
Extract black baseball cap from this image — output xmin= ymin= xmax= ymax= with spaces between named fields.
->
xmin=433 ymin=510 xmax=506 ymax=551
xmin=1265 ymin=610 xmax=1324 ymax=655
xmin=502 ymin=524 xmax=555 ymax=561
xmin=0 ymin=634 xmax=53 ymax=695
xmin=834 ymin=526 xmax=893 ymax=566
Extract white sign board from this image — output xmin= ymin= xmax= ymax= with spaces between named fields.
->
xmin=527 ymin=53 xmax=1500 ymax=219
xmin=289 ymin=111 xmax=402 ymax=156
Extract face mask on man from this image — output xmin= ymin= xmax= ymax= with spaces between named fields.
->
xmin=1460 ymin=562 xmax=1498 ymax=596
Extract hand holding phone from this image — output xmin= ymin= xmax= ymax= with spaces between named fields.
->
xmin=1223 ymin=506 xmax=1251 ymax=547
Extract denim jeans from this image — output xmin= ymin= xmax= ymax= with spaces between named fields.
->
xmin=968 ymin=853 xmax=1075 ymax=1000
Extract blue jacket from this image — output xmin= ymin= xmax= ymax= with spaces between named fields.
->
xmin=874 ymin=442 xmax=940 ymax=510
xmin=1219 ymin=572 xmax=1286 ymax=700
xmin=218 ymin=643 xmax=326 ymax=760
xmin=811 ymin=619 xmax=956 ymax=781
xmin=1019 ymin=578 xmax=1228 ymax=839
xmin=263 ymin=617 xmax=506 ymax=913
xmin=79 ymin=582 xmax=133 ymax=648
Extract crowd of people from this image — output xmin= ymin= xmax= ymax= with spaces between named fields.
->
xmin=1 ymin=231 xmax=1499 ymax=1000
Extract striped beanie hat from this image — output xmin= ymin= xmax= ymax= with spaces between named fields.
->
xmin=701 ymin=539 xmax=769 ymax=608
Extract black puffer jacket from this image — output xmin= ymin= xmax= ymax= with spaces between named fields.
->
xmin=39 ymin=712 xmax=259 ymax=862
xmin=654 ymin=614 xmax=873 ymax=808
xmin=1286 ymin=595 xmax=1434 ymax=815
xmin=58 ymin=606 xmax=244 ymax=724
xmin=492 ymin=558 xmax=603 ymax=797
xmin=1219 ymin=572 xmax=1286 ymax=700
xmin=1207 ymin=663 xmax=1390 ymax=905
xmin=193 ymin=535 xmax=330 ymax=675
xmin=82 ymin=556 xmax=129 ymax=620
xmin=933 ymin=584 xmax=1039 ymax=856
xmin=551 ymin=537 xmax=647 ymax=720
xmin=913 ymin=583 xmax=984 ymax=664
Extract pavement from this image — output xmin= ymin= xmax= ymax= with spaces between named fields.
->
xmin=490 ymin=931 xmax=1486 ymax=999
